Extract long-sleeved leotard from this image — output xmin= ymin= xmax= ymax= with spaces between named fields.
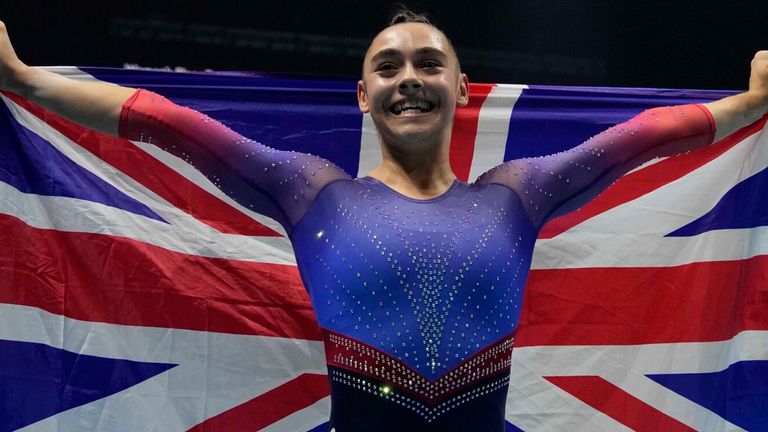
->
xmin=120 ymin=89 xmax=715 ymax=432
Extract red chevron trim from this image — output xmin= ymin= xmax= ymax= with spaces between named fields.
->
xmin=324 ymin=329 xmax=514 ymax=404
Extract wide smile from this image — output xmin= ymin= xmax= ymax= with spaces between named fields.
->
xmin=389 ymin=99 xmax=436 ymax=116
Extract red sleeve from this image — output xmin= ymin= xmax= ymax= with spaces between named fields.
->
xmin=476 ymin=104 xmax=716 ymax=228
xmin=119 ymin=89 xmax=349 ymax=232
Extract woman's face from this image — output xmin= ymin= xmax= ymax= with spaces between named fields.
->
xmin=358 ymin=23 xmax=468 ymax=152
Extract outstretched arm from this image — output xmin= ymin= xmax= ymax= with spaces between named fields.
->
xmin=0 ymin=21 xmax=134 ymax=135
xmin=704 ymin=51 xmax=768 ymax=141
xmin=478 ymin=51 xmax=768 ymax=229
xmin=477 ymin=104 xmax=716 ymax=228
xmin=0 ymin=21 xmax=350 ymax=232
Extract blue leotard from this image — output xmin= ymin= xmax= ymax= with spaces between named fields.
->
xmin=120 ymin=89 xmax=715 ymax=431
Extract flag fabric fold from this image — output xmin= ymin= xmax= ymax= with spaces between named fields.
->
xmin=0 ymin=67 xmax=765 ymax=431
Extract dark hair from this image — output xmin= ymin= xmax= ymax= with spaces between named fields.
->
xmin=361 ymin=5 xmax=461 ymax=75
xmin=388 ymin=5 xmax=432 ymax=26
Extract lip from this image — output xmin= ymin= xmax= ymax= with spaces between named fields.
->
xmin=387 ymin=98 xmax=439 ymax=116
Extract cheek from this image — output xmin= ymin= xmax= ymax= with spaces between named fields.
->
xmin=367 ymin=82 xmax=392 ymax=106
xmin=433 ymin=77 xmax=459 ymax=98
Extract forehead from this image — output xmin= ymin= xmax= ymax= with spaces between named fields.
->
xmin=365 ymin=23 xmax=454 ymax=63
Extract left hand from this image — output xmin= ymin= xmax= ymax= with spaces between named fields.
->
xmin=748 ymin=51 xmax=768 ymax=103
xmin=705 ymin=50 xmax=768 ymax=141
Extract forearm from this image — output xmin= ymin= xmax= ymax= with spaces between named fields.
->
xmin=704 ymin=50 xmax=768 ymax=141
xmin=703 ymin=91 xmax=768 ymax=141
xmin=120 ymin=89 xmax=350 ymax=230
xmin=477 ymin=104 xmax=715 ymax=227
xmin=9 ymin=65 xmax=135 ymax=136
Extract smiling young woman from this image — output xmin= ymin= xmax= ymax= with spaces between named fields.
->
xmin=358 ymin=20 xmax=469 ymax=200
xmin=1 ymin=7 xmax=767 ymax=432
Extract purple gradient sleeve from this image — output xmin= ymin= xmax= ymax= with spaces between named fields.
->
xmin=476 ymin=104 xmax=716 ymax=228
xmin=119 ymin=89 xmax=350 ymax=232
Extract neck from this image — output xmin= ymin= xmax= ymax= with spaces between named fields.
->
xmin=367 ymin=142 xmax=457 ymax=199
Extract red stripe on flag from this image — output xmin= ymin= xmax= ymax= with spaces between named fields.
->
xmin=0 ymin=214 xmax=321 ymax=340
xmin=449 ymin=83 xmax=495 ymax=182
xmin=545 ymin=376 xmax=695 ymax=432
xmin=517 ymin=256 xmax=768 ymax=347
xmin=3 ymin=91 xmax=282 ymax=237
xmin=539 ymin=115 xmax=768 ymax=239
xmin=186 ymin=373 xmax=329 ymax=432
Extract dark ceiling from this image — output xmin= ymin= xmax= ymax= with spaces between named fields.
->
xmin=5 ymin=1 xmax=767 ymax=90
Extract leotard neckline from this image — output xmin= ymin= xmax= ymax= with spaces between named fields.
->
xmin=361 ymin=176 xmax=461 ymax=203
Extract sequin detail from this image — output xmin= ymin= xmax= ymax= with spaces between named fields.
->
xmin=330 ymin=369 xmax=510 ymax=423
xmin=294 ymin=180 xmax=534 ymax=379
xmin=476 ymin=104 xmax=716 ymax=227
xmin=325 ymin=330 xmax=514 ymax=404
xmin=119 ymin=89 xmax=350 ymax=232
xmin=119 ymin=92 xmax=716 ymax=430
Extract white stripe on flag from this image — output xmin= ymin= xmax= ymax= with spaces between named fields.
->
xmin=532 ymin=124 xmax=768 ymax=269
xmin=3 ymin=303 xmax=326 ymax=432
xmin=259 ymin=397 xmax=332 ymax=432
xmin=506 ymin=332 xmax=766 ymax=431
xmin=357 ymin=113 xmax=380 ymax=177
xmin=468 ymin=84 xmax=527 ymax=181
xmin=39 ymin=66 xmax=102 ymax=82
xmin=1 ymin=94 xmax=295 ymax=264
xmin=37 ymin=66 xmax=289 ymax=236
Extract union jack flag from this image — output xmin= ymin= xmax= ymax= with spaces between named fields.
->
xmin=0 ymin=67 xmax=765 ymax=431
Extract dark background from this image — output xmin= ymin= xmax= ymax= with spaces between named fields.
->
xmin=4 ymin=1 xmax=767 ymax=89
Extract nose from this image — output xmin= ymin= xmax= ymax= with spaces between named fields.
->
xmin=398 ymin=64 xmax=423 ymax=93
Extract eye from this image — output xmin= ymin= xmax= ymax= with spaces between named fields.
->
xmin=420 ymin=59 xmax=442 ymax=69
xmin=375 ymin=62 xmax=398 ymax=73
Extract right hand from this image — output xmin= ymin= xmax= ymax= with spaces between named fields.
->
xmin=0 ymin=21 xmax=27 ymax=92
xmin=748 ymin=50 xmax=768 ymax=109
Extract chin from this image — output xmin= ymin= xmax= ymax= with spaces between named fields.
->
xmin=386 ymin=129 xmax=444 ymax=152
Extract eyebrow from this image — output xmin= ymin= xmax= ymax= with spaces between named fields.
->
xmin=369 ymin=47 xmax=448 ymax=64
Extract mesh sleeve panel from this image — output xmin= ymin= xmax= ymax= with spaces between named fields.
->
xmin=475 ymin=104 xmax=716 ymax=228
xmin=119 ymin=89 xmax=350 ymax=232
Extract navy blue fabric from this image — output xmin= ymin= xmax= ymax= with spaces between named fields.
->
xmin=648 ymin=360 xmax=768 ymax=432
xmin=112 ymin=73 xmax=726 ymax=430
xmin=292 ymin=179 xmax=534 ymax=379
xmin=0 ymin=91 xmax=166 ymax=222
xmin=305 ymin=419 xmax=528 ymax=432
xmin=327 ymin=367 xmax=510 ymax=432
xmin=667 ymin=167 xmax=768 ymax=236
xmin=505 ymin=421 xmax=526 ymax=432
xmin=85 ymin=67 xmax=364 ymax=176
xmin=504 ymin=85 xmax=729 ymax=160
xmin=306 ymin=422 xmax=331 ymax=432
xmin=0 ymin=339 xmax=176 ymax=432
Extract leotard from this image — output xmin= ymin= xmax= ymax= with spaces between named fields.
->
xmin=120 ymin=89 xmax=715 ymax=431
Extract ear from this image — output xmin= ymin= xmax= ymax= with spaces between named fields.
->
xmin=357 ymin=80 xmax=370 ymax=113
xmin=456 ymin=73 xmax=469 ymax=107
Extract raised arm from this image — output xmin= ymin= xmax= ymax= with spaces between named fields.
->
xmin=704 ymin=50 xmax=768 ymax=141
xmin=477 ymin=104 xmax=716 ymax=228
xmin=0 ymin=21 xmax=349 ymax=232
xmin=0 ymin=21 xmax=134 ymax=135
xmin=477 ymin=51 xmax=768 ymax=229
xmin=119 ymin=90 xmax=350 ymax=231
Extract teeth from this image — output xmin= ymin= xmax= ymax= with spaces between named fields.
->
xmin=391 ymin=100 xmax=434 ymax=114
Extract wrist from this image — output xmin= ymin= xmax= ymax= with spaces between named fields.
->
xmin=745 ymin=88 xmax=768 ymax=113
xmin=4 ymin=61 xmax=33 ymax=96
xmin=731 ymin=91 xmax=768 ymax=124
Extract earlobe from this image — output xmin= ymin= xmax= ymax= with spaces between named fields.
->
xmin=457 ymin=74 xmax=469 ymax=107
xmin=357 ymin=80 xmax=370 ymax=113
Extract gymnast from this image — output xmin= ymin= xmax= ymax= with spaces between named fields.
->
xmin=1 ymin=9 xmax=766 ymax=432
